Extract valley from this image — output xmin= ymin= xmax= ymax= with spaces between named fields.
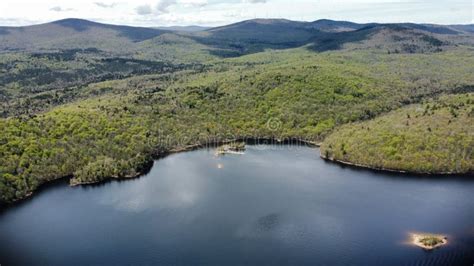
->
xmin=0 ymin=18 xmax=473 ymax=204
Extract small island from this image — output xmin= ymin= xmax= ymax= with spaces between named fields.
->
xmin=216 ymin=142 xmax=246 ymax=155
xmin=410 ymin=233 xmax=447 ymax=250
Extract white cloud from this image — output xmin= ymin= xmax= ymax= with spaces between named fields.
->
xmin=179 ymin=0 xmax=208 ymax=8
xmin=50 ymin=6 xmax=75 ymax=12
xmin=157 ymin=0 xmax=177 ymax=13
xmin=94 ymin=2 xmax=118 ymax=8
xmin=135 ymin=4 xmax=153 ymax=15
xmin=243 ymin=0 xmax=267 ymax=3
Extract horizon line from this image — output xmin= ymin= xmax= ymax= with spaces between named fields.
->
xmin=1 ymin=17 xmax=473 ymax=29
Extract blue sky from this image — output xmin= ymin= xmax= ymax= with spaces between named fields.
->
xmin=0 ymin=0 xmax=472 ymax=27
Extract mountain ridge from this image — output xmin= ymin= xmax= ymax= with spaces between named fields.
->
xmin=2 ymin=18 xmax=473 ymax=30
xmin=0 ymin=18 xmax=473 ymax=55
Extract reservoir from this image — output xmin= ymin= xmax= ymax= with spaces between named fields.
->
xmin=1 ymin=145 xmax=473 ymax=265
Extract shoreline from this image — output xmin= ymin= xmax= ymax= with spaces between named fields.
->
xmin=319 ymin=153 xmax=474 ymax=176
xmin=3 ymin=137 xmax=470 ymax=206
xmin=409 ymin=233 xmax=448 ymax=250
xmin=3 ymin=137 xmax=319 ymax=205
xmin=319 ymin=152 xmax=472 ymax=176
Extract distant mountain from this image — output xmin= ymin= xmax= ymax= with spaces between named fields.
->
xmin=193 ymin=18 xmax=472 ymax=56
xmin=204 ymin=19 xmax=312 ymax=43
xmin=310 ymin=24 xmax=450 ymax=53
xmin=307 ymin=19 xmax=372 ymax=32
xmin=51 ymin=19 xmax=165 ymax=40
xmin=0 ymin=18 xmax=167 ymax=52
xmin=155 ymin=26 xmax=210 ymax=32
xmin=307 ymin=19 xmax=470 ymax=35
xmin=450 ymin=24 xmax=474 ymax=33
xmin=0 ymin=18 xmax=472 ymax=56
xmin=192 ymin=19 xmax=319 ymax=56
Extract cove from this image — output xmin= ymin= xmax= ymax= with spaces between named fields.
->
xmin=1 ymin=145 xmax=473 ymax=265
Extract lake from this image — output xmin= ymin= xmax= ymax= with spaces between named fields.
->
xmin=1 ymin=145 xmax=473 ymax=265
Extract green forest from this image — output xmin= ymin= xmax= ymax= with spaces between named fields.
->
xmin=321 ymin=93 xmax=474 ymax=173
xmin=1 ymin=18 xmax=473 ymax=203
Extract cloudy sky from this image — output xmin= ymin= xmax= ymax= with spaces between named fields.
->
xmin=0 ymin=0 xmax=472 ymax=27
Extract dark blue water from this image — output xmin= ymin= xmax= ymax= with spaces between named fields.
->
xmin=1 ymin=145 xmax=473 ymax=265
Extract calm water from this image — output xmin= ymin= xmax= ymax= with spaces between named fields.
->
xmin=1 ymin=145 xmax=473 ymax=265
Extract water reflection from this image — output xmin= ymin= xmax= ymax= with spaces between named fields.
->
xmin=98 ymin=153 xmax=215 ymax=212
xmin=0 ymin=145 xmax=473 ymax=265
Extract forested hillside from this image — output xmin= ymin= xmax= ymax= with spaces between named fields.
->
xmin=321 ymin=93 xmax=474 ymax=173
xmin=0 ymin=18 xmax=473 ymax=203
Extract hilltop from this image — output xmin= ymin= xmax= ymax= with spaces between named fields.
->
xmin=1 ymin=18 xmax=473 ymax=55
